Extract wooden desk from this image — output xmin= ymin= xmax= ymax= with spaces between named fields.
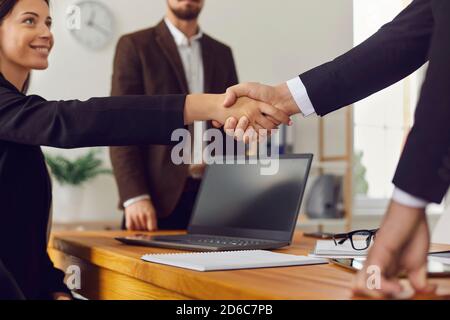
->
xmin=48 ymin=231 xmax=450 ymax=300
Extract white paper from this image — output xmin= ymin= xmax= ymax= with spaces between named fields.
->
xmin=432 ymin=205 xmax=450 ymax=245
xmin=141 ymin=250 xmax=328 ymax=272
xmin=428 ymin=256 xmax=450 ymax=265
xmin=308 ymin=253 xmax=364 ymax=259
xmin=313 ymin=240 xmax=370 ymax=256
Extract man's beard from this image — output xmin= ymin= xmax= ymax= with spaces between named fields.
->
xmin=170 ymin=6 xmax=202 ymax=20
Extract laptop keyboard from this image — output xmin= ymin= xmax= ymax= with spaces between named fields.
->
xmin=182 ymin=236 xmax=272 ymax=247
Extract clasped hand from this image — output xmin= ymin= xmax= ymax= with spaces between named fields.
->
xmin=213 ymin=82 xmax=300 ymax=141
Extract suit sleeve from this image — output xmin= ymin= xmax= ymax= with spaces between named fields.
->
xmin=39 ymin=252 xmax=71 ymax=299
xmin=0 ymin=87 xmax=185 ymax=148
xmin=299 ymin=0 xmax=433 ymax=116
xmin=109 ymin=35 xmax=152 ymax=206
xmin=392 ymin=0 xmax=450 ymax=203
xmin=0 ymin=259 xmax=25 ymax=300
xmin=111 ymin=35 xmax=145 ymax=96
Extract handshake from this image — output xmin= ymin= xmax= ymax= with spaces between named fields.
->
xmin=184 ymin=82 xmax=301 ymax=142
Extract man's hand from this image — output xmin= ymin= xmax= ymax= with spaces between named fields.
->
xmin=184 ymin=94 xmax=291 ymax=135
xmin=353 ymin=200 xmax=436 ymax=299
xmin=53 ymin=292 xmax=72 ymax=300
xmin=225 ymin=96 xmax=289 ymax=131
xmin=203 ymin=95 xmax=291 ymax=142
xmin=189 ymin=164 xmax=206 ymax=179
xmin=212 ymin=82 xmax=299 ymax=132
xmin=225 ymin=82 xmax=300 ymax=115
xmin=125 ymin=199 xmax=158 ymax=231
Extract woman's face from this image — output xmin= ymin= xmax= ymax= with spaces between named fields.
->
xmin=0 ymin=0 xmax=53 ymax=71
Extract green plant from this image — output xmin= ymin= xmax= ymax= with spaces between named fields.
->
xmin=353 ymin=150 xmax=369 ymax=196
xmin=45 ymin=149 xmax=112 ymax=186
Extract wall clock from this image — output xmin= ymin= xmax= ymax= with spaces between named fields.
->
xmin=67 ymin=1 xmax=115 ymax=50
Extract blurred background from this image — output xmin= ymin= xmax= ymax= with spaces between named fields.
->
xmin=31 ymin=0 xmax=447 ymax=233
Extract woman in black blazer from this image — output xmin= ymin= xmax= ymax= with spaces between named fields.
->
xmin=0 ymin=0 xmax=290 ymax=300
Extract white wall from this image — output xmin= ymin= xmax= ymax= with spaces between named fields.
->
xmin=30 ymin=0 xmax=353 ymax=223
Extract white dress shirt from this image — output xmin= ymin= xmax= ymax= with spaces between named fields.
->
xmin=123 ymin=18 xmax=206 ymax=208
xmin=286 ymin=76 xmax=429 ymax=208
xmin=164 ymin=18 xmax=206 ymax=166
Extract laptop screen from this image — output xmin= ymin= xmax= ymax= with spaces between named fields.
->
xmin=188 ymin=154 xmax=313 ymax=242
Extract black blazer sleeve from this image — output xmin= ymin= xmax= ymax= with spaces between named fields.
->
xmin=392 ymin=0 xmax=450 ymax=203
xmin=297 ymin=0 xmax=449 ymax=203
xmin=0 ymin=85 xmax=185 ymax=148
xmin=39 ymin=253 xmax=71 ymax=298
xmin=299 ymin=0 xmax=433 ymax=116
xmin=109 ymin=35 xmax=153 ymax=204
xmin=0 ymin=259 xmax=25 ymax=300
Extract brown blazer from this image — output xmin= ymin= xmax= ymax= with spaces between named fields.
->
xmin=109 ymin=20 xmax=239 ymax=218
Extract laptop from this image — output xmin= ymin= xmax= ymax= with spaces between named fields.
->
xmin=116 ymin=154 xmax=313 ymax=251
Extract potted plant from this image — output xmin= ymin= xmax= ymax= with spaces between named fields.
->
xmin=45 ymin=149 xmax=112 ymax=222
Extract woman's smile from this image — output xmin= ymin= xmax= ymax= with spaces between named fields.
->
xmin=29 ymin=44 xmax=51 ymax=57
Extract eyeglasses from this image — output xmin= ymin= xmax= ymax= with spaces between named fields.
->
xmin=332 ymin=229 xmax=379 ymax=251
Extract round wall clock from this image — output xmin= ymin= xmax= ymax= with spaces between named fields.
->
xmin=67 ymin=1 xmax=115 ymax=50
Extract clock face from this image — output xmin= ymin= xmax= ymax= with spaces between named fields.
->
xmin=67 ymin=1 xmax=115 ymax=50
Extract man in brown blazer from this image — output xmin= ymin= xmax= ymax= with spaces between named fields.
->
xmin=110 ymin=0 xmax=239 ymax=231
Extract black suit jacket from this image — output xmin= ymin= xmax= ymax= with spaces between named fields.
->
xmin=298 ymin=0 xmax=449 ymax=203
xmin=0 ymin=73 xmax=185 ymax=299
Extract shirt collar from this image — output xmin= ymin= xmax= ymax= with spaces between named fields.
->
xmin=164 ymin=17 xmax=203 ymax=47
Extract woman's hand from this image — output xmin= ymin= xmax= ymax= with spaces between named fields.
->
xmin=225 ymin=96 xmax=290 ymax=130
xmin=183 ymin=94 xmax=291 ymax=136
xmin=212 ymin=82 xmax=297 ymax=132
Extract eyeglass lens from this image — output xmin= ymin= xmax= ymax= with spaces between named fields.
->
xmin=351 ymin=231 xmax=373 ymax=250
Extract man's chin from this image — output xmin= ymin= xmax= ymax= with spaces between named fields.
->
xmin=171 ymin=8 xmax=202 ymax=20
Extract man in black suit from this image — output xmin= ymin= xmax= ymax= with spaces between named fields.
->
xmin=220 ymin=0 xmax=450 ymax=297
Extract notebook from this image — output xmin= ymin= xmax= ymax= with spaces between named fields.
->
xmin=308 ymin=240 xmax=371 ymax=259
xmin=141 ymin=250 xmax=328 ymax=272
